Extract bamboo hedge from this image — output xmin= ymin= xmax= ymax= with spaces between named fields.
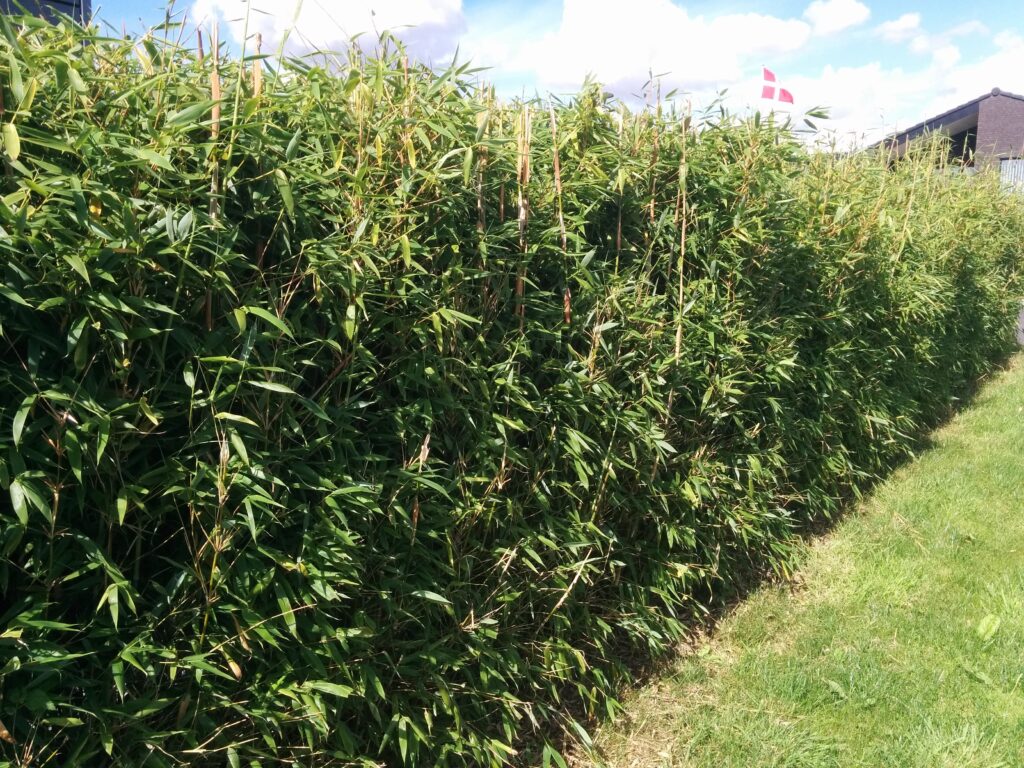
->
xmin=1 ymin=14 xmax=1022 ymax=767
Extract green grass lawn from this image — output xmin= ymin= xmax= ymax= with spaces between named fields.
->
xmin=591 ymin=355 xmax=1024 ymax=768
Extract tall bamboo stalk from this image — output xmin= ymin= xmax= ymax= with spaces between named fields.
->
xmin=674 ymin=109 xmax=690 ymax=363
xmin=549 ymin=105 xmax=570 ymax=324
xmin=207 ymin=25 xmax=221 ymax=331
xmin=615 ymin=108 xmax=624 ymax=274
xmin=209 ymin=25 xmax=221 ymax=218
xmin=477 ymin=106 xmax=488 ymax=235
xmin=649 ymin=87 xmax=660 ymax=227
xmin=515 ymin=105 xmax=531 ymax=329
xmin=251 ymin=33 xmax=263 ymax=96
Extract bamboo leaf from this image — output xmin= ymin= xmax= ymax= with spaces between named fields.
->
xmin=165 ymin=100 xmax=217 ymax=126
xmin=275 ymin=168 xmax=295 ymax=218
xmin=3 ymin=122 xmax=20 ymax=161
xmin=126 ymin=147 xmax=175 ymax=171
xmin=66 ymin=65 xmax=87 ymax=94
xmin=285 ymin=128 xmax=302 ymax=161
xmin=12 ymin=394 xmax=35 ymax=447
xmin=62 ymin=252 xmax=90 ymax=284
xmin=305 ymin=681 xmax=354 ymax=698
xmin=410 ymin=590 xmax=451 ymax=606
xmin=343 ymin=303 xmax=356 ymax=340
xmin=247 ymin=380 xmax=297 ymax=394
xmin=245 ymin=305 xmax=294 ymax=338
xmin=9 ymin=478 xmax=27 ymax=525
xmin=7 ymin=51 xmax=23 ymax=103
xmin=116 ymin=489 xmax=128 ymax=525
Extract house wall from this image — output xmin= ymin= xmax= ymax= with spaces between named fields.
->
xmin=976 ymin=91 xmax=1024 ymax=164
xmin=0 ymin=0 xmax=90 ymax=22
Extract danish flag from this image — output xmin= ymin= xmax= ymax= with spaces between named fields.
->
xmin=761 ymin=68 xmax=794 ymax=104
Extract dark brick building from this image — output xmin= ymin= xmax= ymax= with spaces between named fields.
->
xmin=885 ymin=88 xmax=1024 ymax=188
xmin=0 ymin=0 xmax=90 ymax=23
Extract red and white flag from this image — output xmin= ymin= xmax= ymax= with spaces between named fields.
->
xmin=761 ymin=67 xmax=794 ymax=104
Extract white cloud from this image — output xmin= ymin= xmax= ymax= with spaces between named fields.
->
xmin=931 ymin=44 xmax=960 ymax=69
xmin=994 ymin=30 xmax=1023 ymax=50
xmin=935 ymin=27 xmax=1024 ymax=105
xmin=898 ymin=17 xmax=987 ymax=59
xmin=462 ymin=0 xmax=812 ymax=96
xmin=876 ymin=13 xmax=920 ymax=43
xmin=191 ymin=0 xmax=465 ymax=61
xmin=910 ymin=34 xmax=931 ymax=54
xmin=802 ymin=0 xmax=870 ymax=36
xmin=946 ymin=20 xmax=988 ymax=38
xmin=783 ymin=63 xmax=930 ymax=145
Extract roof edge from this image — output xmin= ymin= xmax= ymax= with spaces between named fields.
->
xmin=884 ymin=88 xmax=1024 ymax=145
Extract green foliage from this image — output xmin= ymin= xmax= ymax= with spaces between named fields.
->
xmin=0 ymin=14 xmax=1021 ymax=767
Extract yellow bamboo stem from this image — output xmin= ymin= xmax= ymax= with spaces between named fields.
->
xmin=516 ymin=106 xmax=531 ymax=328
xmin=549 ymin=105 xmax=570 ymax=324
xmin=252 ymin=33 xmax=263 ymax=96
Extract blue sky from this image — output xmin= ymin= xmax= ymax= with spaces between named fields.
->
xmin=93 ymin=0 xmax=1024 ymax=144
